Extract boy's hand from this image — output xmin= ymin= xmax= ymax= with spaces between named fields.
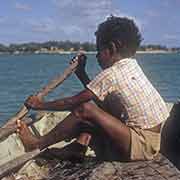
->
xmin=24 ymin=95 xmax=43 ymax=110
xmin=70 ymin=53 xmax=87 ymax=75
xmin=73 ymin=102 xmax=94 ymax=120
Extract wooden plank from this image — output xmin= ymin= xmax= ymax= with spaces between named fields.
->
xmin=0 ymin=58 xmax=79 ymax=142
xmin=39 ymin=153 xmax=180 ymax=180
xmin=0 ymin=149 xmax=40 ymax=179
xmin=0 ymin=114 xmax=44 ymax=142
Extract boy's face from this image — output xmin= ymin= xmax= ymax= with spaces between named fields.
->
xmin=96 ymin=40 xmax=112 ymax=69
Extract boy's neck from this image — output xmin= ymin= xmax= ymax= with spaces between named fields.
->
xmin=112 ymin=54 xmax=133 ymax=63
xmin=111 ymin=54 xmax=124 ymax=64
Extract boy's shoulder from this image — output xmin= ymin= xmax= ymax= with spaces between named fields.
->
xmin=94 ymin=58 xmax=138 ymax=81
xmin=111 ymin=58 xmax=137 ymax=71
xmin=114 ymin=57 xmax=136 ymax=65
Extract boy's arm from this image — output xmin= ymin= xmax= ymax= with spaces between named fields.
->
xmin=75 ymin=70 xmax=90 ymax=88
xmin=71 ymin=54 xmax=91 ymax=87
xmin=72 ymin=55 xmax=105 ymax=108
xmin=25 ymin=54 xmax=103 ymax=111
xmin=25 ymin=89 xmax=96 ymax=111
xmin=72 ymin=53 xmax=106 ymax=109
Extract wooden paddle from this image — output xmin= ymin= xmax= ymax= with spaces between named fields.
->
xmin=0 ymin=55 xmax=83 ymax=142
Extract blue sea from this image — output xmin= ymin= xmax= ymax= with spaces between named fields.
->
xmin=0 ymin=53 xmax=180 ymax=125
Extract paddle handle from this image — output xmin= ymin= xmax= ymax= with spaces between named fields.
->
xmin=0 ymin=59 xmax=79 ymax=141
xmin=36 ymin=60 xmax=78 ymax=98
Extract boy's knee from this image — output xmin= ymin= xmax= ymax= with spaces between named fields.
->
xmin=82 ymin=102 xmax=94 ymax=110
xmin=73 ymin=102 xmax=98 ymax=119
xmin=81 ymin=102 xmax=100 ymax=114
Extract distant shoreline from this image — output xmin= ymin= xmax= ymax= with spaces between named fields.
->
xmin=136 ymin=50 xmax=174 ymax=54
xmin=0 ymin=50 xmax=178 ymax=56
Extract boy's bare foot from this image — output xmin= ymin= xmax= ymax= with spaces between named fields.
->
xmin=16 ymin=119 xmax=40 ymax=152
xmin=41 ymin=141 xmax=88 ymax=163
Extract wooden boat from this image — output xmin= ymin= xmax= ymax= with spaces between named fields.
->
xmin=0 ymin=57 xmax=179 ymax=179
xmin=1 ymin=103 xmax=180 ymax=179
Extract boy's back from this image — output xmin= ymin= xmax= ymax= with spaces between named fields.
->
xmin=87 ymin=57 xmax=169 ymax=129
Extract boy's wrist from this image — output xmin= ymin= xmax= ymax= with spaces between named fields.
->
xmin=35 ymin=101 xmax=46 ymax=110
xmin=36 ymin=102 xmax=44 ymax=110
xmin=75 ymin=69 xmax=87 ymax=76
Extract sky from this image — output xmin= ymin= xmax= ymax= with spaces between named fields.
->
xmin=0 ymin=0 xmax=180 ymax=47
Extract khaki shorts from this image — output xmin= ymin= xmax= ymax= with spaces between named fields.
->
xmin=130 ymin=127 xmax=161 ymax=161
xmin=87 ymin=124 xmax=161 ymax=161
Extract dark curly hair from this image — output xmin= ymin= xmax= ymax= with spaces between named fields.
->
xmin=95 ymin=16 xmax=142 ymax=58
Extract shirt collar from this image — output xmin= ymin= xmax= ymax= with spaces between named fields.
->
xmin=113 ymin=58 xmax=133 ymax=66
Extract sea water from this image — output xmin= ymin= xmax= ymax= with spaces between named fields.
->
xmin=0 ymin=53 xmax=180 ymax=125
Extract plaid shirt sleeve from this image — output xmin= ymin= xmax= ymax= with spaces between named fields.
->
xmin=86 ymin=69 xmax=114 ymax=101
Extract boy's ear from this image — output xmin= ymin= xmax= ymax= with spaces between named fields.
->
xmin=109 ymin=41 xmax=117 ymax=54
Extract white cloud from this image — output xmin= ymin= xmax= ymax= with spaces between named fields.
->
xmin=54 ymin=0 xmax=116 ymax=25
xmin=52 ymin=0 xmax=141 ymax=41
xmin=27 ymin=18 xmax=56 ymax=33
xmin=145 ymin=10 xmax=161 ymax=18
xmin=52 ymin=0 xmax=74 ymax=9
xmin=51 ymin=0 xmax=118 ymax=41
xmin=161 ymin=0 xmax=170 ymax=7
xmin=15 ymin=2 xmax=32 ymax=11
xmin=0 ymin=16 xmax=6 ymax=24
xmin=164 ymin=34 xmax=178 ymax=40
xmin=32 ymin=24 xmax=53 ymax=33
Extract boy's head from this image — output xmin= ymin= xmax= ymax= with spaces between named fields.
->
xmin=95 ymin=16 xmax=142 ymax=68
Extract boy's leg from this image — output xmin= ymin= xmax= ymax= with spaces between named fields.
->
xmin=74 ymin=102 xmax=131 ymax=157
xmin=17 ymin=113 xmax=91 ymax=151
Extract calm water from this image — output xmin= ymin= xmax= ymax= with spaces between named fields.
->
xmin=0 ymin=53 xmax=180 ymax=125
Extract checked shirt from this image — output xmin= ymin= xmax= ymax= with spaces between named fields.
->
xmin=87 ymin=58 xmax=169 ymax=129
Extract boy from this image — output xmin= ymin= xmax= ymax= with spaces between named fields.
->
xmin=17 ymin=16 xmax=169 ymax=161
